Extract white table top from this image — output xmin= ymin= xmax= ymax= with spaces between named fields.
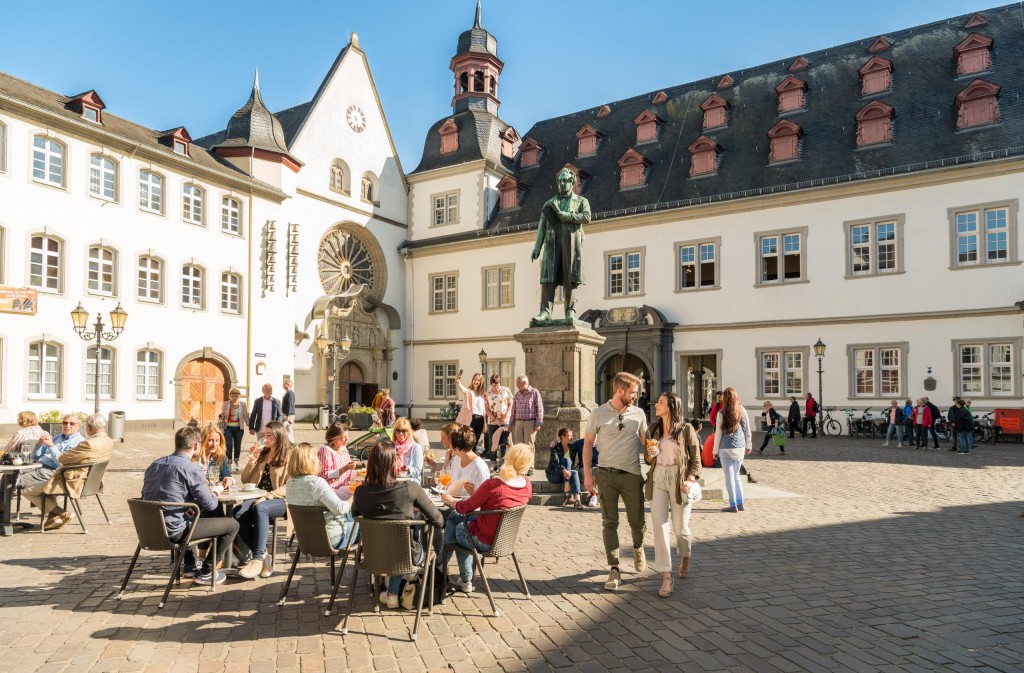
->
xmin=0 ymin=463 xmax=42 ymax=473
xmin=216 ymin=488 xmax=267 ymax=503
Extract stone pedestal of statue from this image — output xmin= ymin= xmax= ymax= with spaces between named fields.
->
xmin=514 ymin=323 xmax=606 ymax=465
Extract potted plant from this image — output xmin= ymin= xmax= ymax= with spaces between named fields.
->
xmin=349 ymin=405 xmax=377 ymax=430
xmin=38 ymin=410 xmax=64 ymax=436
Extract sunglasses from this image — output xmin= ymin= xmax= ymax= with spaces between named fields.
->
xmin=394 ymin=429 xmax=410 ymax=435
xmin=617 ymin=414 xmax=624 ymax=431
xmin=62 ymin=421 xmax=79 ymax=426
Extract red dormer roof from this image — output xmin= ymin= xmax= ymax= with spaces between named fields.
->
xmin=859 ymin=56 xmax=893 ymax=76
xmin=576 ymin=123 xmax=603 ymax=139
xmin=651 ymin=91 xmax=668 ymax=104
xmin=633 ymin=110 xmax=664 ymax=125
xmin=955 ymin=78 xmax=1001 ymax=105
xmin=687 ymin=135 xmax=723 ymax=154
xmin=596 ymin=105 xmax=612 ymax=118
xmin=867 ymin=36 xmax=892 ymax=53
xmin=775 ymin=75 xmax=808 ymax=94
xmin=954 ymin=32 xmax=994 ymax=56
xmin=766 ymin=119 xmax=803 ymax=138
xmin=789 ymin=57 xmax=809 ymax=72
xmin=617 ymin=148 xmax=651 ymax=167
xmin=855 ymin=100 xmax=894 ymax=122
xmin=963 ymin=13 xmax=989 ymax=29
xmin=700 ymin=94 xmax=729 ymax=111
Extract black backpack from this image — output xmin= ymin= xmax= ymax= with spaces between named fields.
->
xmin=813 ymin=401 xmax=821 ymax=414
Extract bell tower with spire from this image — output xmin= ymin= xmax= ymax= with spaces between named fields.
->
xmin=450 ymin=0 xmax=503 ymax=115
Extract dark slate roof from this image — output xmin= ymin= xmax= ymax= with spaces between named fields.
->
xmin=275 ymin=101 xmax=313 ymax=147
xmin=0 ymin=70 xmax=264 ymax=182
xmin=457 ymin=1 xmax=498 ymax=58
xmin=411 ymin=109 xmax=515 ymax=174
xmin=464 ymin=2 xmax=1024 ymax=235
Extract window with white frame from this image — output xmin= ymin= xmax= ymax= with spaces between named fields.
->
xmin=32 ymin=136 xmax=64 ymax=187
xmin=949 ymin=202 xmax=1018 ymax=268
xmin=483 ymin=266 xmax=513 ymax=308
xmin=432 ymin=192 xmax=459 ymax=226
xmin=757 ymin=348 xmax=806 ymax=397
xmin=85 ymin=345 xmax=114 ymax=400
xmin=430 ymin=272 xmax=458 ymax=313
xmin=29 ymin=235 xmax=62 ymax=292
xmin=220 ymin=272 xmax=241 ymax=313
xmin=431 ymin=362 xmax=458 ymax=399
xmin=28 ymin=340 xmax=61 ymax=398
xmin=757 ymin=229 xmax=805 ymax=284
xmin=137 ymin=255 xmax=162 ymax=302
xmin=485 ymin=359 xmax=515 ymax=388
xmin=87 ymin=246 xmax=117 ymax=296
xmin=182 ymin=184 xmax=204 ymax=225
xmin=89 ymin=154 xmax=117 ymax=201
xmin=677 ymin=239 xmax=719 ymax=290
xmin=136 ymin=349 xmax=161 ymax=399
xmin=845 ymin=216 xmax=903 ymax=277
xmin=221 ymin=197 xmax=241 ymax=235
xmin=181 ymin=264 xmax=204 ymax=309
xmin=607 ymin=249 xmax=644 ymax=297
xmin=848 ymin=344 xmax=905 ymax=397
xmin=139 ymin=170 xmax=163 ymax=213
xmin=954 ymin=338 xmax=1021 ymax=397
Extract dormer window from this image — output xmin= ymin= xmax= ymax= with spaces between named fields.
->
xmin=687 ymin=136 xmax=722 ymax=176
xmin=789 ymin=57 xmax=809 ymax=72
xmin=700 ymin=94 xmax=729 ymax=129
xmin=716 ymin=75 xmax=734 ymax=90
xmin=617 ymin=149 xmax=650 ymax=189
xmin=859 ymin=56 xmax=893 ymax=96
xmin=174 ymin=141 xmax=188 ymax=155
xmin=520 ymin=138 xmax=543 ymax=168
xmin=500 ymin=127 xmax=519 ymax=160
xmin=776 ymin=76 xmax=807 ymax=113
xmin=439 ymin=119 xmax=459 ymax=154
xmin=634 ymin=111 xmax=663 ymax=144
xmin=596 ymin=105 xmax=611 ymax=118
xmin=83 ymin=106 xmax=100 ymax=123
xmin=955 ymin=79 xmax=1000 ymax=129
xmin=67 ymin=90 xmax=106 ymax=124
xmin=496 ymin=175 xmax=522 ymax=210
xmin=767 ymin=120 xmax=802 ymax=163
xmin=576 ymin=124 xmax=603 ymax=157
xmin=158 ymin=127 xmax=192 ymax=157
xmin=651 ymin=91 xmax=668 ymax=105
xmin=955 ymin=33 xmax=993 ymax=76
xmin=855 ymin=101 xmax=894 ymax=146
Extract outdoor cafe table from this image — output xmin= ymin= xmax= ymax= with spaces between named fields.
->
xmin=216 ymin=487 xmax=267 ymax=567
xmin=0 ymin=463 xmax=42 ymax=536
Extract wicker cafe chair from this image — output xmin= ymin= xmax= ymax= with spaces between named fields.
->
xmin=442 ymin=504 xmax=529 ymax=617
xmin=279 ymin=505 xmax=360 ymax=615
xmin=40 ymin=460 xmax=112 ymax=533
xmin=341 ymin=518 xmax=436 ymax=641
xmin=117 ymin=499 xmax=218 ymax=608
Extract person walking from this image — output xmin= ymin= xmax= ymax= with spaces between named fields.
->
xmin=912 ymin=399 xmax=932 ymax=448
xmin=903 ymin=398 xmax=915 ymax=444
xmin=281 ymin=380 xmax=296 ymax=442
xmin=923 ymin=397 xmax=942 ymax=449
xmin=643 ymin=392 xmax=701 ymax=598
xmin=952 ymin=399 xmax=973 ymax=454
xmin=378 ymin=389 xmax=396 ymax=427
xmin=713 ymin=388 xmax=752 ymax=513
xmin=757 ymin=401 xmax=785 ymax=454
xmin=248 ymin=384 xmax=281 ymax=436
xmin=803 ymin=392 xmax=818 ymax=438
xmin=509 ymin=375 xmax=544 ymax=448
xmin=582 ymin=372 xmax=648 ymax=591
xmin=787 ymin=396 xmax=804 ymax=438
xmin=882 ymin=399 xmax=905 ymax=447
xmin=219 ymin=388 xmax=249 ymax=471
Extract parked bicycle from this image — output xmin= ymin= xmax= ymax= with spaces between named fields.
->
xmin=817 ymin=406 xmax=842 ymax=437
xmin=438 ymin=400 xmax=462 ymax=421
xmin=974 ymin=412 xmax=1001 ymax=444
xmin=843 ymin=408 xmax=879 ymax=438
xmin=312 ymin=403 xmax=347 ymax=431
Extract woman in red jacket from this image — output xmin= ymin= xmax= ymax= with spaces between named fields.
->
xmin=911 ymin=399 xmax=932 ymax=448
xmin=440 ymin=442 xmax=534 ymax=593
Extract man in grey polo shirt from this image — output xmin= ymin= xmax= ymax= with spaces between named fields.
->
xmin=583 ymin=371 xmax=648 ymax=591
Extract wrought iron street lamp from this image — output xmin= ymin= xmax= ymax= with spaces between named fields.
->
xmin=478 ymin=348 xmax=488 ymax=379
xmin=316 ymin=326 xmax=352 ymax=409
xmin=70 ymin=302 xmax=128 ymax=415
xmin=813 ymin=338 xmax=827 ymax=409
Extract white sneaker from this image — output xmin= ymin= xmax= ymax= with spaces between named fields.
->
xmin=633 ymin=547 xmax=647 ymax=573
xmin=237 ymin=559 xmax=263 ymax=580
xmin=449 ymin=575 xmax=474 ymax=593
xmin=882 ymin=442 xmax=889 ymax=447
xmin=897 ymin=443 xmax=903 ymax=448
xmin=588 ymin=494 xmax=599 ymax=508
xmin=378 ymin=590 xmax=399 ymax=609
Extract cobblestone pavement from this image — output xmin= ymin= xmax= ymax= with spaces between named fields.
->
xmin=1 ymin=426 xmax=1022 ymax=673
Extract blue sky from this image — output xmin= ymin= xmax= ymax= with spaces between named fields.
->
xmin=0 ymin=0 xmax=988 ymax=168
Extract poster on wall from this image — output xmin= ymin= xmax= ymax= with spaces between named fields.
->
xmin=0 ymin=287 xmax=38 ymax=315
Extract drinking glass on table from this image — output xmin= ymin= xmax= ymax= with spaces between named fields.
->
xmin=437 ymin=468 xmax=452 ymax=490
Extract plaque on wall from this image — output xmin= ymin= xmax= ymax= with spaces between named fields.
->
xmin=607 ymin=307 xmax=640 ymax=324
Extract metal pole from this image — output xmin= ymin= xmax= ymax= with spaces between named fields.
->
xmin=93 ymin=316 xmax=103 ymax=415
xmin=817 ymin=356 xmax=824 ymax=410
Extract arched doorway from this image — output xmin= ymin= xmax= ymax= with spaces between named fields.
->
xmin=179 ymin=358 xmax=227 ymax=425
xmin=597 ymin=352 xmax=652 ymax=414
xmin=336 ymin=361 xmax=365 ymax=409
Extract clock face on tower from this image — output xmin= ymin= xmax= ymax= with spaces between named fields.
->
xmin=346 ymin=105 xmax=366 ymax=132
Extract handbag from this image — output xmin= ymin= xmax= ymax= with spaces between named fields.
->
xmin=686 ymin=481 xmax=702 ymax=502
xmin=771 ymin=427 xmax=786 ymax=447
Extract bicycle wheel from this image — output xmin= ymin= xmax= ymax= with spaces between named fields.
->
xmin=824 ymin=418 xmax=841 ymax=437
xmin=937 ymin=425 xmax=950 ymax=442
xmin=312 ymin=412 xmax=322 ymax=431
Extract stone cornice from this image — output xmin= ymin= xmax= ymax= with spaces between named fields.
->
xmin=295 ymin=188 xmax=407 ymax=229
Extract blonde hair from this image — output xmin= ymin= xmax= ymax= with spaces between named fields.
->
xmin=287 ymin=442 xmax=319 ymax=477
xmin=229 ymin=387 xmax=241 ymax=396
xmin=392 ymin=417 xmax=412 ymax=436
xmin=612 ymin=371 xmax=642 ymax=392
xmin=499 ymin=443 xmax=535 ymax=481
xmin=17 ymin=411 xmax=38 ymax=428
xmin=197 ymin=425 xmax=227 ymax=467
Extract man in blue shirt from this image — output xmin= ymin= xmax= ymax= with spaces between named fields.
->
xmin=141 ymin=426 xmax=239 ymax=585
xmin=17 ymin=414 xmax=84 ymax=498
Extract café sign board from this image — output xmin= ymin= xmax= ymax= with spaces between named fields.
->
xmin=0 ymin=287 xmax=37 ymax=315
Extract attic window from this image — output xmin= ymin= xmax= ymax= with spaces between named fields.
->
xmin=496 ymin=176 xmax=522 ymax=210
xmin=868 ymin=36 xmax=891 ymax=53
xmin=687 ymin=136 xmax=722 ymax=176
xmin=651 ymin=91 xmax=668 ymax=105
xmin=617 ymin=149 xmax=650 ymax=189
xmin=520 ymin=139 xmax=543 ymax=168
xmin=955 ymin=79 xmax=1000 ymax=129
xmin=83 ymin=106 xmax=100 ymax=123
xmin=855 ymin=101 xmax=894 ymax=146
xmin=67 ymin=90 xmax=106 ymax=124
xmin=955 ymin=33 xmax=993 ymax=76
xmin=173 ymin=140 xmax=188 ymax=155
xmin=963 ymin=13 xmax=989 ymax=29
xmin=500 ymin=127 xmax=519 ymax=160
xmin=767 ymin=120 xmax=802 ymax=163
xmin=716 ymin=75 xmax=734 ymax=90
xmin=859 ymin=56 xmax=893 ymax=96
xmin=439 ymin=119 xmax=459 ymax=154
xmin=700 ymin=94 xmax=729 ymax=129
xmin=789 ymin=57 xmax=809 ymax=72
xmin=597 ymin=105 xmax=611 ymax=118
xmin=634 ymin=111 xmax=663 ymax=144
xmin=576 ymin=124 xmax=602 ymax=157
xmin=776 ymin=76 xmax=807 ymax=113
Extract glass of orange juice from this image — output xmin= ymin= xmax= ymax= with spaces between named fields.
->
xmin=438 ymin=472 xmax=452 ymax=489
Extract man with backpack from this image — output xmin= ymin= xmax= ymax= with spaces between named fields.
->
xmin=923 ymin=397 xmax=942 ymax=449
xmin=803 ymin=393 xmax=819 ymax=438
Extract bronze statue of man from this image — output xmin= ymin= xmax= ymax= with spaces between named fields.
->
xmin=531 ymin=168 xmax=591 ymax=322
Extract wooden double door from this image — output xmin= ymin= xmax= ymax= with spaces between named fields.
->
xmin=180 ymin=359 xmax=227 ymax=425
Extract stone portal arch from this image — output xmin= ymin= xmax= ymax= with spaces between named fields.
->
xmin=174 ymin=348 xmax=238 ymax=426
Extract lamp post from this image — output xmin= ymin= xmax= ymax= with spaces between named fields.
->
xmin=70 ymin=302 xmax=128 ymax=415
xmin=813 ymin=338 xmax=827 ymax=409
xmin=478 ymin=348 xmax=488 ymax=380
xmin=315 ymin=326 xmax=352 ymax=410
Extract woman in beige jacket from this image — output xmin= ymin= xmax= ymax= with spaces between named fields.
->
xmin=644 ymin=392 xmax=702 ymax=598
xmin=235 ymin=421 xmax=291 ymax=579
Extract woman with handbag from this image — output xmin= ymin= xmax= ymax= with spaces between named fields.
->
xmin=758 ymin=401 xmax=785 ymax=455
xmin=644 ymin=392 xmax=702 ymax=598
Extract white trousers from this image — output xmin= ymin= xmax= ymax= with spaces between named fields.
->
xmin=648 ymin=464 xmax=693 ymax=573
